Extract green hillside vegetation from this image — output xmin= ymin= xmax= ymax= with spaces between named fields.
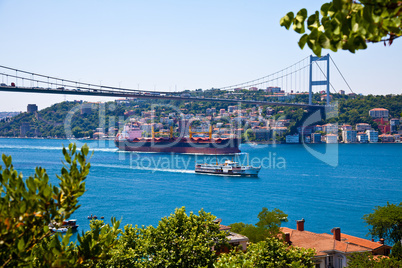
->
xmin=0 ymin=93 xmax=400 ymax=138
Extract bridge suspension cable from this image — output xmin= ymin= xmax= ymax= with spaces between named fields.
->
xmin=329 ymin=55 xmax=355 ymax=94
xmin=0 ymin=64 xmax=166 ymax=95
xmin=217 ymin=54 xmax=354 ymax=98
xmin=218 ymin=56 xmax=310 ymax=91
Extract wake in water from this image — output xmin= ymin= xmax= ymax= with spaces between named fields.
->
xmin=92 ymin=163 xmax=194 ymax=174
xmin=0 ymin=144 xmax=118 ymax=152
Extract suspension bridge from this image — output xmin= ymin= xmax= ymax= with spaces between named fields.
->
xmin=0 ymin=54 xmax=352 ymax=110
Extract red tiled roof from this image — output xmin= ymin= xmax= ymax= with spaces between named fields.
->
xmin=333 ymin=233 xmax=390 ymax=251
xmin=219 ymin=224 xmax=231 ymax=231
xmin=281 ymin=227 xmax=371 ymax=256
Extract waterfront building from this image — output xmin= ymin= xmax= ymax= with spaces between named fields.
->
xmin=340 ymin=124 xmax=352 ymax=131
xmin=355 ymin=123 xmax=371 ymax=132
xmin=314 ymin=125 xmax=323 ymax=132
xmin=369 ymin=108 xmax=389 ymax=119
xmin=311 ymin=133 xmax=322 ymax=143
xmin=390 ymin=118 xmax=400 ymax=133
xmin=286 ymin=134 xmax=300 ymax=144
xmin=365 ymin=130 xmax=378 ymax=143
xmin=342 ymin=130 xmax=357 ymax=143
xmin=322 ymin=123 xmax=338 ymax=134
xmin=393 ymin=134 xmax=401 ymax=142
xmin=379 ymin=134 xmax=394 ymax=143
xmin=357 ymin=132 xmax=368 ymax=143
xmin=281 ymin=220 xmax=391 ymax=268
xmin=325 ymin=134 xmax=338 ymax=143
xmin=93 ymin=131 xmax=106 ymax=139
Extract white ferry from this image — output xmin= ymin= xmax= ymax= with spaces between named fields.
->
xmin=195 ymin=160 xmax=261 ymax=177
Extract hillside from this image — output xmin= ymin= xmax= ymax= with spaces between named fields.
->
xmin=0 ymin=93 xmax=400 ymax=138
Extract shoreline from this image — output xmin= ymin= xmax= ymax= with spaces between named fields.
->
xmin=0 ymin=136 xmax=400 ymax=144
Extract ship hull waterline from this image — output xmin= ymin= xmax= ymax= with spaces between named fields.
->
xmin=194 ymin=170 xmax=259 ymax=177
xmin=115 ymin=138 xmax=241 ymax=155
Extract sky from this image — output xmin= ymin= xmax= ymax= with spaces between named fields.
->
xmin=0 ymin=0 xmax=401 ymax=112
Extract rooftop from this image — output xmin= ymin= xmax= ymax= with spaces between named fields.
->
xmin=282 ymin=227 xmax=369 ymax=256
xmin=370 ymin=108 xmax=388 ymax=111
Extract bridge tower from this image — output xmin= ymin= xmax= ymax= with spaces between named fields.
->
xmin=309 ymin=53 xmax=330 ymax=105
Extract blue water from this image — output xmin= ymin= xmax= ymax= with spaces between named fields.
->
xmin=0 ymin=138 xmax=401 ymax=243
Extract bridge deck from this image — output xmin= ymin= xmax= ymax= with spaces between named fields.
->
xmin=0 ymin=86 xmax=324 ymax=109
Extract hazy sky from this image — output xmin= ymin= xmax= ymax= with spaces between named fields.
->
xmin=0 ymin=0 xmax=401 ymax=111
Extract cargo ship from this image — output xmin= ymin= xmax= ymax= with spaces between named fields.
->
xmin=115 ymin=123 xmax=240 ymax=154
xmin=195 ymin=159 xmax=261 ymax=176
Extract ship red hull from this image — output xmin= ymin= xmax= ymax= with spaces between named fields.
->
xmin=115 ymin=137 xmax=241 ymax=154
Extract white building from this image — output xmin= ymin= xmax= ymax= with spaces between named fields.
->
xmin=356 ymin=123 xmax=371 ymax=132
xmin=325 ymin=134 xmax=338 ymax=144
xmin=342 ymin=130 xmax=357 ymax=143
xmin=366 ymin=129 xmax=378 ymax=143
xmin=357 ymin=133 xmax=368 ymax=143
xmin=286 ymin=134 xmax=300 ymax=144
xmin=323 ymin=123 xmax=338 ymax=134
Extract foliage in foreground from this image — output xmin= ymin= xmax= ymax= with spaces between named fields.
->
xmin=348 ymin=251 xmax=402 ymax=268
xmin=102 ymin=207 xmax=227 ymax=268
xmin=215 ymin=237 xmax=316 ymax=268
xmin=0 ymin=146 xmax=226 ymax=267
xmin=230 ymin=207 xmax=288 ymax=243
xmin=280 ymin=0 xmax=402 ymax=56
xmin=363 ymin=201 xmax=402 ymax=244
xmin=0 ymin=143 xmax=90 ymax=267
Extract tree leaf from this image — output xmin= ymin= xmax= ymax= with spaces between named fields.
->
xmin=298 ymin=34 xmax=308 ymax=49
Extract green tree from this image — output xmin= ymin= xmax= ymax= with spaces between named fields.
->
xmin=0 ymin=144 xmax=90 ymax=267
xmin=75 ymin=218 xmax=122 ymax=267
xmin=280 ymin=0 xmax=402 ymax=56
xmin=348 ymin=252 xmax=402 ymax=267
xmin=215 ymin=237 xmax=316 ymax=268
xmin=244 ymin=129 xmax=256 ymax=142
xmin=363 ymin=202 xmax=402 ymax=244
xmin=229 ymin=208 xmax=288 ymax=243
xmin=142 ymin=207 xmax=227 ymax=267
xmin=72 ymin=126 xmax=84 ymax=138
xmin=390 ymin=241 xmax=402 ymax=260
